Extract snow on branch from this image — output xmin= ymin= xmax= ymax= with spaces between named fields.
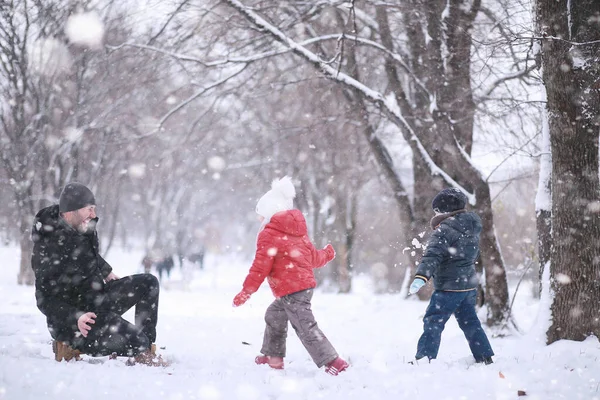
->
xmin=224 ymin=0 xmax=472 ymax=198
xmin=108 ymin=33 xmax=424 ymax=92
xmin=535 ymin=36 xmax=600 ymax=46
xmin=107 ymin=42 xmax=206 ymax=64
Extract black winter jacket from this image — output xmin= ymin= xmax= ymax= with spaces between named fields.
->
xmin=31 ymin=205 xmax=112 ymax=342
xmin=415 ymin=211 xmax=481 ymax=291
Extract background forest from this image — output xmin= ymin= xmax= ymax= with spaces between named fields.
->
xmin=1 ymin=0 xmax=598 ymax=342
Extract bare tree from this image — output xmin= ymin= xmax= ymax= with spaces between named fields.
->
xmin=0 ymin=1 xmax=177 ymax=283
xmin=213 ymin=0 xmax=515 ymax=327
xmin=0 ymin=1 xmax=77 ymax=284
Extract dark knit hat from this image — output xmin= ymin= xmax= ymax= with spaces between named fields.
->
xmin=59 ymin=182 xmax=96 ymax=212
xmin=431 ymin=188 xmax=467 ymax=213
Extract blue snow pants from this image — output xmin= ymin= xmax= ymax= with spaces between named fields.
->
xmin=415 ymin=289 xmax=494 ymax=362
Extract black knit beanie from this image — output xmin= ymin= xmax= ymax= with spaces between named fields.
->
xmin=431 ymin=188 xmax=467 ymax=213
xmin=59 ymin=182 xmax=96 ymax=212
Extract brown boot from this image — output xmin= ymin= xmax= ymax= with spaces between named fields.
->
xmin=52 ymin=340 xmax=82 ymax=362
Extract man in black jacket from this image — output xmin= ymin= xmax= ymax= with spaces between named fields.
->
xmin=408 ymin=188 xmax=494 ymax=365
xmin=32 ymin=182 xmax=165 ymax=365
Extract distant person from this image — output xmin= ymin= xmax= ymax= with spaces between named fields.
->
xmin=155 ymin=255 xmax=174 ymax=282
xmin=187 ymin=249 xmax=205 ymax=270
xmin=141 ymin=255 xmax=154 ymax=274
xmin=408 ymin=188 xmax=494 ymax=365
xmin=232 ymin=176 xmax=349 ymax=376
xmin=31 ymin=182 xmax=167 ymax=366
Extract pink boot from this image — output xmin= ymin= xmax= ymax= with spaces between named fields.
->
xmin=325 ymin=357 xmax=349 ymax=376
xmin=255 ymin=355 xmax=284 ymax=370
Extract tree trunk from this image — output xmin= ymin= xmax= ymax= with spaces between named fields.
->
xmin=17 ymin=230 xmax=34 ymax=285
xmin=338 ymin=190 xmax=357 ymax=293
xmin=535 ymin=107 xmax=552 ymax=296
xmin=338 ymin=12 xmax=416 ymax=291
xmin=334 ymin=188 xmax=351 ymax=293
xmin=474 ymin=182 xmax=510 ymax=325
xmin=537 ymin=0 xmax=600 ymax=343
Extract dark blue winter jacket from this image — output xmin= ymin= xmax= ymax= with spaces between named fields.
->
xmin=415 ymin=211 xmax=481 ymax=291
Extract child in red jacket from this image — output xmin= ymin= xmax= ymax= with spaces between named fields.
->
xmin=232 ymin=176 xmax=349 ymax=376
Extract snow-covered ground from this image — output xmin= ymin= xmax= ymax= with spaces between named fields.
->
xmin=0 ymin=244 xmax=598 ymax=400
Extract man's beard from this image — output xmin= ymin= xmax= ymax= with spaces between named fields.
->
xmin=77 ymin=218 xmax=97 ymax=234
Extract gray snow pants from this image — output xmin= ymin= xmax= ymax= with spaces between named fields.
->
xmin=260 ymin=288 xmax=338 ymax=368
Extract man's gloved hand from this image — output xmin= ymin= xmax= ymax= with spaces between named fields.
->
xmin=408 ymin=278 xmax=426 ymax=295
xmin=232 ymin=290 xmax=252 ymax=307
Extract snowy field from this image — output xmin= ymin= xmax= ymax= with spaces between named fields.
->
xmin=0 ymin=244 xmax=599 ymax=400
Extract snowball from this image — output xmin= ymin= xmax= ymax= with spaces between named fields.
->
xmin=45 ymin=135 xmax=61 ymax=150
xmin=207 ymin=156 xmax=226 ymax=171
xmin=587 ymin=201 xmax=600 ymax=213
xmin=128 ymin=163 xmax=146 ymax=178
xmin=555 ymin=273 xmax=572 ymax=285
xmin=65 ymin=12 xmax=105 ymax=49
xmin=63 ymin=126 xmax=82 ymax=142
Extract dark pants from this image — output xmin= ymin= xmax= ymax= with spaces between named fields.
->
xmin=415 ymin=290 xmax=494 ymax=362
xmin=74 ymin=274 xmax=160 ymax=357
xmin=261 ymin=289 xmax=338 ymax=368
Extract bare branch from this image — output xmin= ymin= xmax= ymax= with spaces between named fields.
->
xmin=222 ymin=0 xmax=476 ymax=202
xmin=131 ymin=64 xmax=248 ymax=140
xmin=479 ymin=64 xmax=538 ymax=97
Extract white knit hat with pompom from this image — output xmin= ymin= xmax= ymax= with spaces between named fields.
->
xmin=255 ymin=176 xmax=296 ymax=222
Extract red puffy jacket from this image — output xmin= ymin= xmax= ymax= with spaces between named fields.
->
xmin=242 ymin=209 xmax=335 ymax=298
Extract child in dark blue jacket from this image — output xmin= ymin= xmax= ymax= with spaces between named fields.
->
xmin=409 ymin=188 xmax=494 ymax=364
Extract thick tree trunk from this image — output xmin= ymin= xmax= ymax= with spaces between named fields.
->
xmin=474 ymin=183 xmax=510 ymax=325
xmin=537 ymin=0 xmax=600 ymax=343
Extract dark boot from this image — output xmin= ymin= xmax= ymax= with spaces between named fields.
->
xmin=476 ymin=356 xmax=494 ymax=365
xmin=409 ymin=356 xmax=432 ymax=365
